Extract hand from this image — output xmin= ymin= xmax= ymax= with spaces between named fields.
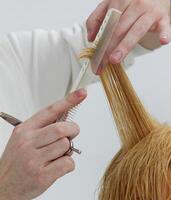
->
xmin=86 ymin=0 xmax=171 ymax=70
xmin=0 ymin=89 xmax=87 ymax=200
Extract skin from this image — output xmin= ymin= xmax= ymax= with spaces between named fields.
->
xmin=0 ymin=88 xmax=87 ymax=200
xmin=86 ymin=0 xmax=171 ymax=73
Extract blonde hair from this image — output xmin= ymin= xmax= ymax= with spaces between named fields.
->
xmin=80 ymin=49 xmax=171 ymax=199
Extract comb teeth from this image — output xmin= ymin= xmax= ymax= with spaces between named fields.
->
xmin=59 ymin=104 xmax=81 ymax=122
xmin=66 ymin=104 xmax=80 ymax=122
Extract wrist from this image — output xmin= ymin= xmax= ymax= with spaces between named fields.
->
xmin=0 ymin=194 xmax=28 ymax=200
xmin=0 ymin=187 xmax=27 ymax=200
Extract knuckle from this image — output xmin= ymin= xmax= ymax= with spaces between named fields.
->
xmin=55 ymin=123 xmax=65 ymax=135
xmin=76 ymin=127 xmax=80 ymax=136
xmin=71 ymin=122 xmax=80 ymax=135
xmin=13 ymin=124 xmax=23 ymax=135
xmin=134 ymin=25 xmax=146 ymax=37
xmin=120 ymin=45 xmax=129 ymax=57
xmin=61 ymin=137 xmax=70 ymax=150
xmin=86 ymin=1 xmax=106 ymax=29
xmin=65 ymin=95 xmax=75 ymax=106
xmin=94 ymin=15 xmax=102 ymax=25
xmin=46 ymin=104 xmax=56 ymax=114
xmin=135 ymin=0 xmax=148 ymax=7
xmin=124 ymin=44 xmax=131 ymax=54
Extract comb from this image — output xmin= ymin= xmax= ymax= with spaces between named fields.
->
xmin=65 ymin=8 xmax=122 ymax=120
xmin=70 ymin=9 xmax=121 ymax=92
xmin=91 ymin=8 xmax=121 ymax=74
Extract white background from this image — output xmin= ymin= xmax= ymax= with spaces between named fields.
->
xmin=0 ymin=0 xmax=171 ymax=200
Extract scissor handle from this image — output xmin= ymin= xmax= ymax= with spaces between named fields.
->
xmin=0 ymin=112 xmax=22 ymax=127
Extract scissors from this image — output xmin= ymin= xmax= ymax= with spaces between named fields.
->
xmin=0 ymin=112 xmax=81 ymax=155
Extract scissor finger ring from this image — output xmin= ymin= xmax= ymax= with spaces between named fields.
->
xmin=66 ymin=140 xmax=82 ymax=155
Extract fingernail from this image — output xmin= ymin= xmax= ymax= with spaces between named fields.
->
xmin=160 ymin=38 xmax=169 ymax=45
xmin=160 ymin=33 xmax=171 ymax=45
xmin=161 ymin=34 xmax=168 ymax=39
xmin=110 ymin=50 xmax=123 ymax=63
xmin=160 ymin=34 xmax=168 ymax=41
xmin=74 ymin=88 xmax=86 ymax=98
xmin=88 ymin=33 xmax=93 ymax=42
xmin=88 ymin=36 xmax=91 ymax=42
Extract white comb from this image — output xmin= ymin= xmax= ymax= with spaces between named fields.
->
xmin=67 ymin=8 xmax=121 ymax=118
xmin=91 ymin=8 xmax=121 ymax=73
xmin=60 ymin=9 xmax=121 ymax=154
xmin=71 ymin=8 xmax=121 ymax=91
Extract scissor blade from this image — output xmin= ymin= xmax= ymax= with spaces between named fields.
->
xmin=91 ymin=8 xmax=121 ymax=74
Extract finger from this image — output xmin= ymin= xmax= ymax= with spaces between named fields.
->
xmin=158 ymin=18 xmax=171 ymax=45
xmin=33 ymin=121 xmax=80 ymax=148
xmin=110 ymin=13 xmax=156 ymax=64
xmin=43 ymin=156 xmax=75 ymax=184
xmin=97 ymin=2 xmax=146 ymax=72
xmin=114 ymin=2 xmax=145 ymax=38
xmin=21 ymin=88 xmax=87 ymax=130
xmin=109 ymin=0 xmax=132 ymax=12
xmin=86 ymin=1 xmax=108 ymax=42
xmin=40 ymin=138 xmax=71 ymax=162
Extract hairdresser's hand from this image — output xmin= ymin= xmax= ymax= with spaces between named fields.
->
xmin=0 ymin=89 xmax=87 ymax=200
xmin=86 ymin=0 xmax=171 ymax=68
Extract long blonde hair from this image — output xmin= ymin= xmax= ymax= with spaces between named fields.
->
xmin=80 ymin=49 xmax=171 ymax=200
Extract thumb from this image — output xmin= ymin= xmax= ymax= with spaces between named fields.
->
xmin=86 ymin=1 xmax=108 ymax=42
xmin=21 ymin=89 xmax=87 ymax=130
xmin=56 ymin=88 xmax=87 ymax=118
